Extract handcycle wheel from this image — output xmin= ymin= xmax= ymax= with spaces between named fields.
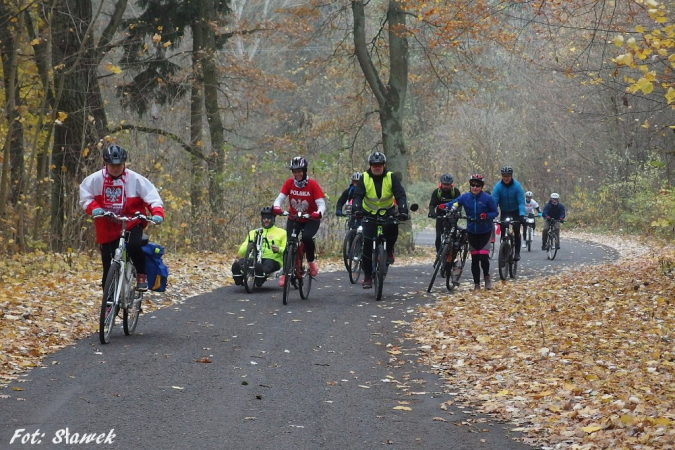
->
xmin=348 ymin=233 xmax=363 ymax=284
xmin=447 ymin=241 xmax=468 ymax=291
xmin=498 ymin=242 xmax=510 ymax=281
xmin=547 ymin=232 xmax=558 ymax=260
xmin=427 ymin=242 xmax=450 ymax=292
xmin=123 ymin=264 xmax=141 ymax=335
xmin=374 ymin=244 xmax=386 ymax=301
xmin=342 ymin=229 xmax=355 ymax=273
xmin=243 ymin=243 xmax=256 ymax=293
xmin=298 ymin=242 xmax=312 ymax=300
xmin=282 ymin=244 xmax=296 ymax=305
xmin=100 ymin=263 xmax=120 ymax=344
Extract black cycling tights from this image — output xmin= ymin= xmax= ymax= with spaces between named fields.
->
xmin=470 ymin=253 xmax=490 ymax=284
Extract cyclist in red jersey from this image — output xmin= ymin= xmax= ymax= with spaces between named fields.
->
xmin=272 ymin=156 xmax=326 ymax=286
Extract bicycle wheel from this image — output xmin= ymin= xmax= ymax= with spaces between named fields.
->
xmin=99 ymin=262 xmax=120 ymax=344
xmin=509 ymin=247 xmax=518 ymax=279
xmin=282 ymin=244 xmax=296 ymax=305
xmin=498 ymin=242 xmax=510 ymax=280
xmin=526 ymin=227 xmax=532 ymax=252
xmin=427 ymin=242 xmax=449 ymax=292
xmin=448 ymin=241 xmax=469 ymax=291
xmin=243 ymin=243 xmax=256 ymax=293
xmin=123 ymin=264 xmax=141 ymax=335
xmin=348 ymin=232 xmax=363 ymax=284
xmin=373 ymin=244 xmax=386 ymax=301
xmin=342 ymin=229 xmax=355 ymax=273
xmin=299 ymin=243 xmax=312 ymax=300
xmin=547 ymin=232 xmax=558 ymax=260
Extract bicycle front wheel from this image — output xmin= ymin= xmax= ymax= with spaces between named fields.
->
xmin=123 ymin=264 xmax=140 ymax=335
xmin=348 ymin=233 xmax=363 ymax=284
xmin=509 ymin=251 xmax=518 ymax=279
xmin=427 ymin=242 xmax=450 ymax=292
xmin=243 ymin=244 xmax=257 ymax=293
xmin=299 ymin=243 xmax=312 ymax=300
xmin=282 ymin=244 xmax=296 ymax=305
xmin=374 ymin=244 xmax=386 ymax=301
xmin=448 ymin=242 xmax=469 ymax=291
xmin=100 ymin=262 xmax=120 ymax=344
xmin=547 ymin=233 xmax=558 ymax=260
xmin=526 ymin=227 xmax=532 ymax=252
xmin=342 ymin=229 xmax=355 ymax=273
xmin=498 ymin=242 xmax=510 ymax=280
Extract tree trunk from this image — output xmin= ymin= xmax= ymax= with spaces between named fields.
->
xmin=199 ymin=0 xmax=226 ymax=215
xmin=50 ymin=0 xmax=109 ymax=251
xmin=352 ymin=0 xmax=413 ymax=249
xmin=0 ymin=2 xmax=25 ymax=213
xmin=352 ymin=0 xmax=409 ymax=186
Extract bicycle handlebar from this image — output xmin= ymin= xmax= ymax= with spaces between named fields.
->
xmin=94 ymin=211 xmax=156 ymax=225
xmin=280 ymin=211 xmax=320 ymax=221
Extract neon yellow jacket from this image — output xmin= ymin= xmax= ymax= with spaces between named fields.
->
xmin=237 ymin=225 xmax=287 ymax=265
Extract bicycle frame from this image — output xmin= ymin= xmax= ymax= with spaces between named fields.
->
xmin=497 ymin=217 xmax=519 ymax=280
xmin=545 ymin=218 xmax=560 ymax=260
xmin=281 ymin=211 xmax=314 ymax=305
xmin=362 ymin=207 xmax=400 ymax=301
xmin=97 ymin=212 xmax=152 ymax=344
xmin=428 ymin=209 xmax=468 ymax=292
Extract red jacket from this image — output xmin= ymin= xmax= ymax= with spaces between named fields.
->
xmin=79 ymin=167 xmax=164 ymax=244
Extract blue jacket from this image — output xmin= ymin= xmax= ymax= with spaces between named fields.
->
xmin=492 ymin=179 xmax=525 ymax=216
xmin=443 ymin=191 xmax=498 ymax=234
xmin=542 ymin=201 xmax=566 ymax=220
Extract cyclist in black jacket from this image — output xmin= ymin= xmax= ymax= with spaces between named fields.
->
xmin=428 ymin=174 xmax=461 ymax=252
xmin=335 ymin=172 xmax=363 ymax=228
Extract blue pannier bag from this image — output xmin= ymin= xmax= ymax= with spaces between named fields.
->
xmin=142 ymin=242 xmax=169 ymax=292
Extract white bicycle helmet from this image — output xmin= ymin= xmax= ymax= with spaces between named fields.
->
xmin=550 ymin=193 xmax=560 ymax=199
xmin=525 ymin=191 xmax=533 ymax=198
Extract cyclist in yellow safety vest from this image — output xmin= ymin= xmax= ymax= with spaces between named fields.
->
xmin=351 ymin=151 xmax=409 ymax=289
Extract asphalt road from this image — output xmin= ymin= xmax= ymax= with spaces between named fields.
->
xmin=0 ymin=234 xmax=618 ymax=450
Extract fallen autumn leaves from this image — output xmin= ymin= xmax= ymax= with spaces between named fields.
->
xmin=411 ymin=236 xmax=675 ymax=449
xmin=1 ymin=234 xmax=673 ymax=449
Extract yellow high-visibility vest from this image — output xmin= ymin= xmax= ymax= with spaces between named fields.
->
xmin=363 ymin=172 xmax=394 ymax=215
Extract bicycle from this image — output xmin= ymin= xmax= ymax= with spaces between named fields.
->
xmin=96 ymin=211 xmax=154 ymax=344
xmin=544 ymin=218 xmax=561 ymax=260
xmin=496 ymin=217 xmax=519 ymax=280
xmin=523 ymin=213 xmax=536 ymax=252
xmin=427 ymin=209 xmax=469 ymax=292
xmin=341 ymin=211 xmax=363 ymax=284
xmin=280 ymin=211 xmax=317 ymax=305
xmin=361 ymin=204 xmax=418 ymax=301
xmin=243 ymin=228 xmax=280 ymax=293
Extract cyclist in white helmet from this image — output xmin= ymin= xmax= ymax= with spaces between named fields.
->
xmin=541 ymin=193 xmax=566 ymax=251
xmin=522 ymin=191 xmax=541 ymax=247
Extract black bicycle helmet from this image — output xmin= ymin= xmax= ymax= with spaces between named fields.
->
xmin=439 ymin=174 xmax=454 ymax=185
xmin=500 ymin=166 xmax=513 ymax=175
xmin=260 ymin=206 xmax=275 ymax=227
xmin=351 ymin=172 xmax=362 ymax=181
xmin=368 ymin=151 xmax=386 ymax=165
xmin=289 ymin=156 xmax=308 ymax=170
xmin=469 ymin=174 xmax=485 ymax=186
xmin=103 ymin=145 xmax=128 ymax=164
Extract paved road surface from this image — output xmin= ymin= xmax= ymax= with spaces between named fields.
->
xmin=0 ymin=235 xmax=617 ymax=450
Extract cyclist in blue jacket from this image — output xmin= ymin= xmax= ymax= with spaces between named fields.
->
xmin=438 ymin=174 xmax=498 ymax=290
xmin=492 ymin=166 xmax=526 ymax=261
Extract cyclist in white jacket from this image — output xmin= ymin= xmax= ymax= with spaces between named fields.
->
xmin=522 ymin=191 xmax=540 ymax=247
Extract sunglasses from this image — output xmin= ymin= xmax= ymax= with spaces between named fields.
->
xmin=470 ymin=183 xmax=482 ymax=188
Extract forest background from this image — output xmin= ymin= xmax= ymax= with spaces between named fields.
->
xmin=0 ymin=0 xmax=674 ymax=255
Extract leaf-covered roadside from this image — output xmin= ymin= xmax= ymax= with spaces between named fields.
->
xmin=410 ymin=242 xmax=675 ymax=449
xmin=0 ymin=250 xmax=237 ymax=387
